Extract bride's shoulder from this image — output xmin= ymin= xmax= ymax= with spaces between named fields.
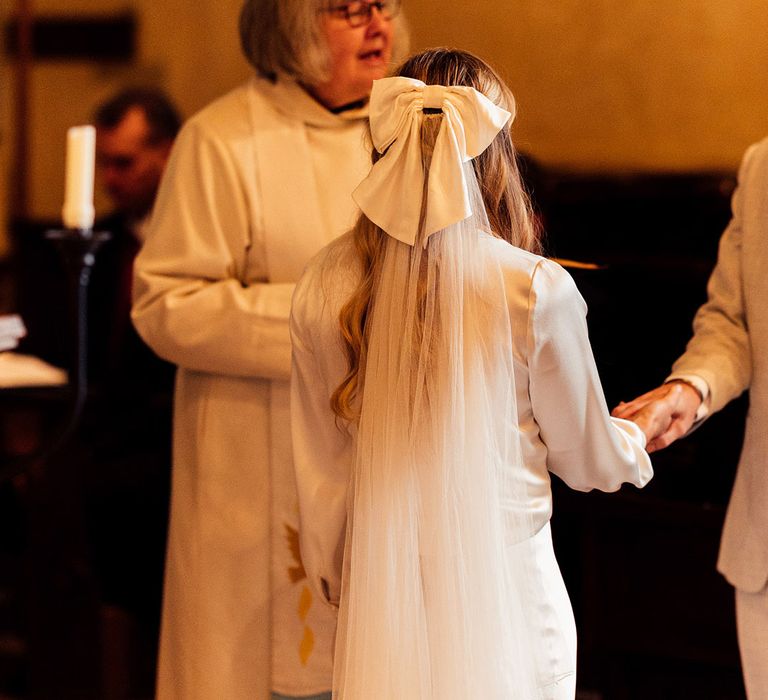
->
xmin=484 ymin=236 xmax=579 ymax=305
xmin=295 ymin=231 xmax=361 ymax=313
xmin=485 ymin=236 xmax=553 ymax=281
xmin=301 ymin=230 xmax=356 ymax=277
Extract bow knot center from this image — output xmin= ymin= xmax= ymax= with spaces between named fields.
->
xmin=422 ymin=85 xmax=445 ymax=110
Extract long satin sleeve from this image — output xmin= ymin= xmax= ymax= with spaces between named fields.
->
xmin=131 ymin=118 xmax=295 ymax=381
xmin=528 ymin=260 xmax=653 ymax=492
xmin=289 ymin=276 xmax=351 ymax=608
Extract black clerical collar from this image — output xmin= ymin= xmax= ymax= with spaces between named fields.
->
xmin=330 ymin=98 xmax=367 ymax=114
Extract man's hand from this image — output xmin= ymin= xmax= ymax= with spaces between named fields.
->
xmin=612 ymin=381 xmax=702 ymax=452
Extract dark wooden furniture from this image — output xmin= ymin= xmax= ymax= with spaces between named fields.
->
xmin=536 ymin=168 xmax=747 ymax=699
xmin=0 ymin=168 xmax=749 ymax=698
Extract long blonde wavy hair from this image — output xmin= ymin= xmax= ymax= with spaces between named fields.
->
xmin=331 ymin=47 xmax=542 ymax=421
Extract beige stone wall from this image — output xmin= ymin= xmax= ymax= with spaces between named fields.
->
xmin=3 ymin=1 xmax=768 ymax=255
xmin=1 ymin=0 xmax=250 ymax=253
xmin=406 ymin=0 xmax=768 ymax=171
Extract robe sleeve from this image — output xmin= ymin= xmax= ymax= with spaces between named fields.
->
xmin=668 ymin=143 xmax=757 ymax=413
xmin=131 ymin=117 xmax=294 ymax=381
xmin=289 ymin=273 xmax=351 ymax=608
xmin=528 ymin=259 xmax=653 ymax=492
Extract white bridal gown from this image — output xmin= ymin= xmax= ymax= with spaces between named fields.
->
xmin=290 ymin=231 xmax=653 ymax=699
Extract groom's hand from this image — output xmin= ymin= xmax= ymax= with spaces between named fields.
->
xmin=612 ymin=381 xmax=702 ymax=452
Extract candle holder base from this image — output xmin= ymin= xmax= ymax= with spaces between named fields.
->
xmin=45 ymin=226 xmax=112 ymax=448
xmin=45 ymin=227 xmax=111 ymax=267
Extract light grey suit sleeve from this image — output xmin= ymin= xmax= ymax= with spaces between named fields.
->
xmin=670 ymin=144 xmax=760 ymax=414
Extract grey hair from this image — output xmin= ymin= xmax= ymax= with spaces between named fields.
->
xmin=239 ymin=0 xmax=410 ymax=86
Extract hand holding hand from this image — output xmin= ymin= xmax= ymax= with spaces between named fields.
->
xmin=612 ymin=381 xmax=702 ymax=452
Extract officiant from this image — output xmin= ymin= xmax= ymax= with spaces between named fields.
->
xmin=130 ymin=1 xmax=408 ymax=698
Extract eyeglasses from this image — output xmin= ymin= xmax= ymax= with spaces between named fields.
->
xmin=325 ymin=0 xmax=401 ymax=28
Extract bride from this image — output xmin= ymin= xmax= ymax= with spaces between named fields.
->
xmin=290 ymin=47 xmax=662 ymax=699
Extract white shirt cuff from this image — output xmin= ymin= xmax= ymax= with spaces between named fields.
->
xmin=665 ymin=373 xmax=711 ymax=422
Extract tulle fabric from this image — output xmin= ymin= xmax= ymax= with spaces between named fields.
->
xmin=334 ymin=165 xmax=541 ymax=699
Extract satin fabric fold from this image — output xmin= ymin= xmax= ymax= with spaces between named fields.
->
xmin=352 ymin=77 xmax=512 ymax=246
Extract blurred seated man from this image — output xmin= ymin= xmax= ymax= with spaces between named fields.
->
xmin=94 ymin=87 xmax=180 ymax=242
xmin=85 ymin=87 xmax=181 ymax=699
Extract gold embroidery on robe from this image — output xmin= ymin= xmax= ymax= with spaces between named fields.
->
xmin=285 ymin=523 xmax=307 ymax=583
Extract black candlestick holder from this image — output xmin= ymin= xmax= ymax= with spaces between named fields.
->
xmin=0 ymin=227 xmax=110 ymax=482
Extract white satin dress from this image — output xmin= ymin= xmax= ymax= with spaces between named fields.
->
xmin=290 ymin=232 xmax=653 ymax=699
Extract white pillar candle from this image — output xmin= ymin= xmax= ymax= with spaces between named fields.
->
xmin=62 ymin=125 xmax=96 ymax=230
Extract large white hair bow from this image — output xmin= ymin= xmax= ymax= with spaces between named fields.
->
xmin=352 ymin=76 xmax=513 ymax=246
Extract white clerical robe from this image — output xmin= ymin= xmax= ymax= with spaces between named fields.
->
xmin=132 ymin=76 xmax=370 ymax=700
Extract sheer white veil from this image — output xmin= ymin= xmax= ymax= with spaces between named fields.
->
xmin=335 ymin=77 xmax=541 ymax=698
